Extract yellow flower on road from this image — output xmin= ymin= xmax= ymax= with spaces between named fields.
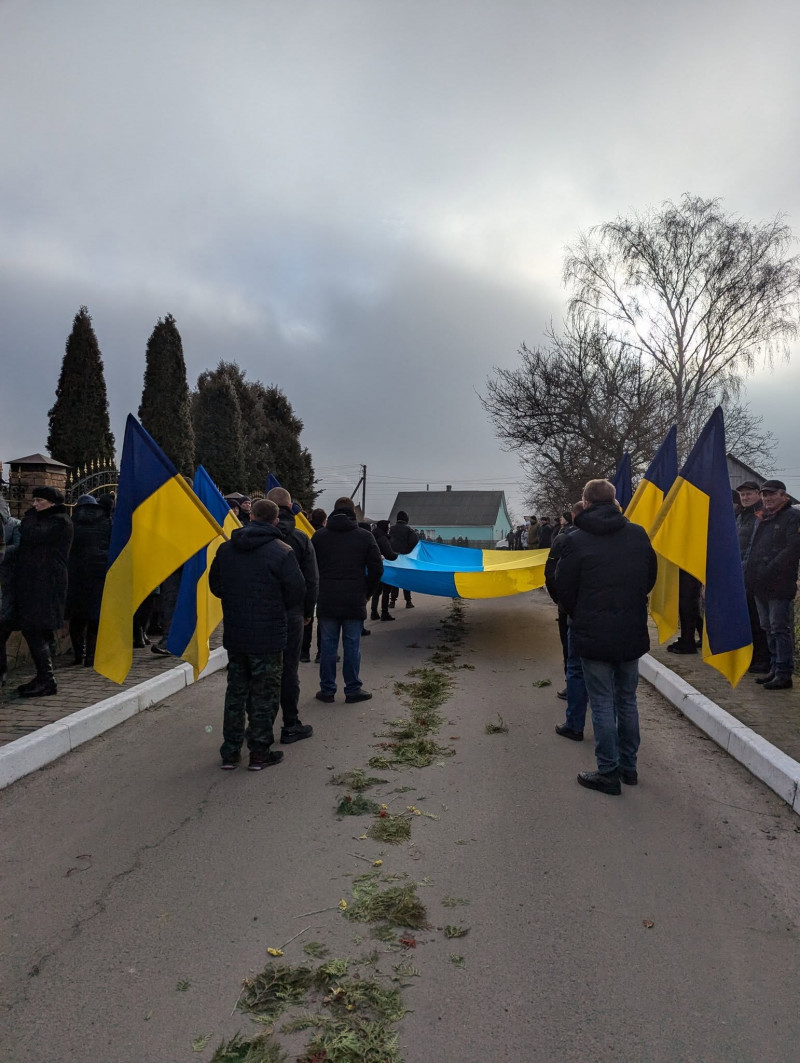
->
xmin=267 ymin=947 xmax=283 ymax=957
xmin=338 ymin=899 xmax=348 ymax=910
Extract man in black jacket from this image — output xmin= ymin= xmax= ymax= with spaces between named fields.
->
xmin=312 ymin=497 xmax=383 ymax=703
xmin=744 ymin=479 xmax=800 ymax=690
xmin=388 ymin=510 xmax=419 ymax=608
xmin=735 ymin=480 xmax=770 ymax=674
xmin=545 ymin=501 xmax=587 ymax=738
xmin=209 ymin=499 xmax=306 ymax=770
xmin=555 ymin=479 xmax=657 ymax=795
xmin=267 ymin=486 xmax=319 ymax=742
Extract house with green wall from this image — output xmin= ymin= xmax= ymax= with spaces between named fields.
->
xmin=388 ymin=488 xmax=512 ymax=547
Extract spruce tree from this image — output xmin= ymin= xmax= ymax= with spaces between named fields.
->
xmin=259 ymin=385 xmax=317 ymax=508
xmin=208 ymin=362 xmax=272 ymax=490
xmin=192 ymin=370 xmax=246 ymax=493
xmin=47 ymin=306 xmax=115 ymax=469
xmin=138 ymin=314 xmax=195 ymax=475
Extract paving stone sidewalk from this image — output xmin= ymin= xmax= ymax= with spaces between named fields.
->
xmin=0 ymin=633 xmax=223 ymax=747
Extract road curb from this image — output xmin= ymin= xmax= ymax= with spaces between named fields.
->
xmin=0 ymin=648 xmax=228 ymax=792
xmin=640 ymin=654 xmax=800 ymax=815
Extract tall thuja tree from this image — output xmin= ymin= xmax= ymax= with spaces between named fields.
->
xmin=138 ymin=314 xmax=195 ymax=475
xmin=47 ymin=306 xmax=115 ymax=468
xmin=192 ymin=370 xmax=246 ymax=493
xmin=208 ymin=361 xmax=273 ymax=490
xmin=259 ymin=384 xmax=317 ymax=508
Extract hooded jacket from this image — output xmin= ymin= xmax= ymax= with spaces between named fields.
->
xmin=15 ymin=503 xmax=74 ymax=631
xmin=276 ymin=505 xmax=319 ymax=618
xmin=744 ymin=501 xmax=800 ymax=600
xmin=554 ymin=502 xmax=657 ymax=661
xmin=312 ymin=507 xmax=383 ymax=619
xmin=389 ymin=518 xmax=419 ymax=556
xmin=209 ymin=520 xmax=306 ymax=654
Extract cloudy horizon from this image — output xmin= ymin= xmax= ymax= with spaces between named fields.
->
xmin=3 ymin=0 xmax=800 ymax=520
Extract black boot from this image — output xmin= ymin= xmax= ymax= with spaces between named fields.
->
xmin=20 ymin=674 xmax=58 ymax=697
xmin=19 ymin=632 xmax=57 ymax=697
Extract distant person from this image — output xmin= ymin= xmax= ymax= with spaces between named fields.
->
xmin=545 ymin=501 xmax=586 ymax=728
xmin=555 ymin=478 xmax=657 ymax=795
xmin=370 ymin=519 xmax=399 ymax=621
xmin=66 ymin=494 xmax=111 ymax=668
xmin=744 ymin=479 xmax=800 ymax=691
xmin=0 ymin=497 xmax=22 ymax=686
xmin=238 ymin=496 xmax=252 ymax=524
xmin=735 ymin=480 xmax=770 ymax=674
xmin=209 ymin=498 xmax=306 ymax=770
xmin=389 ymin=510 xmax=419 ymax=609
xmin=301 ymin=508 xmax=327 ymax=664
xmin=538 ymin=517 xmax=554 ymax=550
xmin=311 ymin=497 xmax=382 ymax=703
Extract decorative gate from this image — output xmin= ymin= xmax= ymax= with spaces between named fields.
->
xmin=65 ymin=457 xmax=118 ymax=504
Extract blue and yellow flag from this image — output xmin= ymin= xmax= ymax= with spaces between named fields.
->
xmin=382 ymin=541 xmax=550 ymax=598
xmin=166 ymin=466 xmax=240 ymax=678
xmin=649 ymin=408 xmax=752 ymax=686
xmin=612 ymin=452 xmax=633 ymax=511
xmin=625 ymin=426 xmax=679 ymax=643
xmin=95 ymin=416 xmax=225 ymax=684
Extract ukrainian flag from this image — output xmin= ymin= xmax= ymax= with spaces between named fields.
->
xmin=612 ymin=452 xmax=633 ymax=511
xmin=166 ymin=466 xmax=240 ymax=678
xmin=649 ymin=408 xmax=752 ymax=685
xmin=625 ymin=426 xmax=679 ymax=643
xmin=381 ymin=541 xmax=550 ymax=598
xmin=95 ymin=416 xmax=225 ymax=684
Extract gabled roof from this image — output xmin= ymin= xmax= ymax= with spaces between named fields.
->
xmin=389 ymin=490 xmax=507 ymax=527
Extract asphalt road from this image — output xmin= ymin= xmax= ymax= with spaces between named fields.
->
xmin=1 ymin=592 xmax=799 ymax=1063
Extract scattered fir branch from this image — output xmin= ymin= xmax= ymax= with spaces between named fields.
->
xmin=442 ymin=925 xmax=470 ymax=939
xmin=336 ymin=793 xmax=381 ymax=817
xmin=441 ymin=896 xmax=470 ymax=908
xmin=485 ymin=714 xmax=509 ymax=734
xmin=330 ymin=769 xmax=388 ymax=792
xmin=210 ymin=1032 xmax=287 ymax=1062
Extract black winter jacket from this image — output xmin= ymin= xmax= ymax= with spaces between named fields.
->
xmin=554 ymin=503 xmax=657 ymax=662
xmin=736 ymin=501 xmax=763 ymax=561
xmin=209 ymin=521 xmax=305 ymax=654
xmin=389 ymin=520 xmax=419 ymax=556
xmin=312 ymin=508 xmax=383 ymax=620
xmin=276 ymin=506 xmax=319 ymax=618
xmin=544 ymin=523 xmax=577 ymax=606
xmin=67 ymin=504 xmax=111 ymax=621
xmin=744 ymin=502 xmax=800 ymax=600
xmin=14 ymin=504 xmax=74 ymax=631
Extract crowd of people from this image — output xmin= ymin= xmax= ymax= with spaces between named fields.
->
xmin=507 ymin=515 xmax=560 ymax=550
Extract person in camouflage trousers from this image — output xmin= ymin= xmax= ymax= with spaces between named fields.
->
xmin=210 ymin=498 xmax=306 ymax=770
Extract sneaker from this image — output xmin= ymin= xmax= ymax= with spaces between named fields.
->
xmin=380 ymin=613 xmax=396 ymax=621
xmin=220 ymin=753 xmax=241 ymax=771
xmin=315 ymin=690 xmax=335 ymax=703
xmin=345 ymin=690 xmax=373 ymax=703
xmin=555 ymin=724 xmax=583 ymax=741
xmin=281 ymin=723 xmax=314 ymax=744
xmin=620 ymin=768 xmax=638 ymax=785
xmin=577 ymin=769 xmax=621 ymax=795
xmin=362 ymin=628 xmax=371 ymax=636
xmin=556 ymin=688 xmax=567 ymax=700
xmin=299 ymin=653 xmax=311 ymax=663
xmin=248 ymin=750 xmax=284 ymax=771
xmin=762 ymin=676 xmax=793 ymax=690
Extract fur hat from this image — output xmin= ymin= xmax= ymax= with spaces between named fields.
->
xmin=32 ymin=486 xmax=64 ymax=504
xmin=76 ymin=494 xmax=98 ymax=505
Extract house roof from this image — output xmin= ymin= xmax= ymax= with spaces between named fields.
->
xmin=389 ymin=490 xmax=508 ymax=527
xmin=10 ymin=453 xmax=70 ymax=468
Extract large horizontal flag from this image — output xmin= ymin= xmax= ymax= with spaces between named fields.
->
xmin=266 ymin=472 xmax=315 ymax=538
xmin=612 ymin=452 xmax=633 ymax=511
xmin=166 ymin=466 xmax=240 ymax=678
xmin=95 ymin=416 xmax=225 ymax=684
xmin=382 ymin=540 xmax=550 ymax=598
xmin=649 ymin=408 xmax=752 ymax=685
xmin=625 ymin=426 xmax=679 ymax=643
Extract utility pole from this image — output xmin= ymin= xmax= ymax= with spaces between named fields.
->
xmin=351 ymin=464 xmax=367 ymax=515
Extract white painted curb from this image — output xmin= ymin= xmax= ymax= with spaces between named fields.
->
xmin=640 ymin=654 xmax=800 ymax=814
xmin=0 ymin=647 xmax=229 ymax=792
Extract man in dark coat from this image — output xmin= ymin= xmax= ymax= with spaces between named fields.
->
xmin=0 ymin=497 xmax=22 ymax=686
xmin=14 ymin=486 xmax=74 ymax=697
xmin=66 ymin=494 xmax=111 ymax=667
xmin=735 ymin=480 xmax=771 ymax=674
xmin=555 ymin=479 xmax=657 ymax=795
xmin=743 ymin=479 xmax=800 ymax=690
xmin=209 ymin=498 xmax=306 ymax=770
xmin=388 ymin=510 xmax=419 ymax=608
xmin=267 ymin=486 xmax=319 ymax=743
xmin=545 ymin=501 xmax=587 ymax=736
xmin=370 ymin=519 xmax=398 ymax=621
xmin=311 ymin=497 xmax=383 ymax=703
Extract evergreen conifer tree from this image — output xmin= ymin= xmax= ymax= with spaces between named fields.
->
xmin=259 ymin=385 xmax=317 ymax=508
xmin=192 ymin=370 xmax=246 ymax=493
xmin=47 ymin=306 xmax=115 ymax=469
xmin=138 ymin=314 xmax=195 ymax=475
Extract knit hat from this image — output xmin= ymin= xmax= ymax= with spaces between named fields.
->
xmin=77 ymin=494 xmax=98 ymax=505
xmin=397 ymin=510 xmax=409 ymax=522
xmin=32 ymin=486 xmax=64 ymax=504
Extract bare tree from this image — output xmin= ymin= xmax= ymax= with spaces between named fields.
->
xmin=481 ymin=316 xmax=673 ymax=511
xmin=563 ymin=194 xmax=800 ymax=450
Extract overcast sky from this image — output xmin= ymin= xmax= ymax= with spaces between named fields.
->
xmin=2 ymin=0 xmax=800 ymax=520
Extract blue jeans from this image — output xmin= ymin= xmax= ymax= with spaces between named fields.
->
xmin=580 ymin=658 xmax=640 ymax=775
xmin=565 ymin=628 xmax=588 ymax=732
xmin=754 ymin=596 xmax=795 ymax=678
xmin=318 ymin=617 xmax=363 ymax=696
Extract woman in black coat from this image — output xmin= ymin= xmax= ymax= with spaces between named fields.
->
xmin=15 ymin=486 xmax=74 ymax=697
xmin=66 ymin=494 xmax=111 ymax=666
